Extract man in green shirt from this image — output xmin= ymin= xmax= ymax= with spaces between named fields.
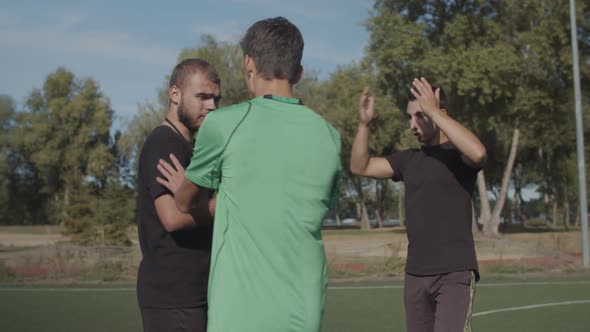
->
xmin=157 ymin=17 xmax=341 ymax=332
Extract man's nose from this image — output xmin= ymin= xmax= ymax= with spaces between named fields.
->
xmin=205 ymin=98 xmax=217 ymax=111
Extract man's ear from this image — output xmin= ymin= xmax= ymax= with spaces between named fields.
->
xmin=291 ymin=65 xmax=303 ymax=85
xmin=169 ymin=85 xmax=181 ymax=105
xmin=244 ymin=54 xmax=256 ymax=79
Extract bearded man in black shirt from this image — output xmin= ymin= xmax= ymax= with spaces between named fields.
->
xmin=350 ymin=78 xmax=487 ymax=332
xmin=136 ymin=58 xmax=221 ymax=332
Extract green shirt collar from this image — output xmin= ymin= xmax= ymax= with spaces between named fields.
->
xmin=262 ymin=94 xmax=304 ymax=105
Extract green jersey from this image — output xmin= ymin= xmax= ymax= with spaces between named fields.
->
xmin=185 ymin=95 xmax=341 ymax=332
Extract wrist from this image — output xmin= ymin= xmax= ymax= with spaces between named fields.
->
xmin=424 ymin=107 xmax=444 ymax=118
xmin=358 ymin=122 xmax=370 ymax=129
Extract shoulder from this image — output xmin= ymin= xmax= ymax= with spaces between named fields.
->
xmin=208 ymin=101 xmax=253 ymax=120
xmin=146 ymin=125 xmax=173 ymax=141
xmin=142 ymin=126 xmax=184 ymax=152
xmin=386 ymin=148 xmax=417 ymax=166
xmin=200 ymin=101 xmax=254 ymax=133
xmin=139 ymin=126 xmax=192 ymax=169
xmin=299 ymin=105 xmax=342 ymax=147
xmin=394 ymin=148 xmax=419 ymax=158
xmin=322 ymin=119 xmax=341 ymax=148
xmin=141 ymin=126 xmax=172 ymax=152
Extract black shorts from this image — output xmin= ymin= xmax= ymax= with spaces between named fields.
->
xmin=140 ymin=306 xmax=207 ymax=332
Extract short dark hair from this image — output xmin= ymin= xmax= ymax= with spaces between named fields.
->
xmin=241 ymin=17 xmax=304 ymax=83
xmin=408 ymin=84 xmax=448 ymax=110
xmin=169 ymin=58 xmax=220 ymax=90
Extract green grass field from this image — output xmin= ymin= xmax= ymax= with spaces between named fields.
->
xmin=1 ymin=279 xmax=589 ymax=331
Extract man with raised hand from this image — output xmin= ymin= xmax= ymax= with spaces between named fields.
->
xmin=351 ymin=79 xmax=486 ymax=332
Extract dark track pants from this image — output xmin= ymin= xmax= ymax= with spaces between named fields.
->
xmin=404 ymin=270 xmax=476 ymax=332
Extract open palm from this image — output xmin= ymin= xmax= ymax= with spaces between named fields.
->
xmin=359 ymin=86 xmax=375 ymax=125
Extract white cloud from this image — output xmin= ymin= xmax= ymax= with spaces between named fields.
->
xmin=191 ymin=20 xmax=244 ymax=43
xmin=225 ymin=0 xmax=327 ymax=20
xmin=304 ymin=38 xmax=364 ymax=64
xmin=0 ymin=9 xmax=178 ymax=66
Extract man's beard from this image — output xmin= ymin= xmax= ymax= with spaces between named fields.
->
xmin=177 ymin=99 xmax=198 ymax=132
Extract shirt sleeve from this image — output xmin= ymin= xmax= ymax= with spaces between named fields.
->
xmin=185 ymin=117 xmax=225 ymax=190
xmin=142 ymin=131 xmax=187 ymax=200
xmin=385 ymin=150 xmax=410 ymax=182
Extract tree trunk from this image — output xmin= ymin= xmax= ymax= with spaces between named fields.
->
xmin=552 ymin=201 xmax=558 ymax=229
xmin=398 ymin=185 xmax=405 ymax=227
xmin=544 ymin=193 xmax=552 ymax=226
xmin=516 ymin=190 xmax=529 ymax=227
xmin=472 ymin=201 xmax=479 ymax=234
xmin=351 ymin=177 xmax=370 ymax=230
xmin=564 ymin=199 xmax=570 ymax=231
xmin=375 ymin=179 xmax=383 ymax=228
xmin=375 ymin=209 xmax=383 ymax=228
xmin=508 ymin=195 xmax=515 ymax=225
xmin=359 ymin=201 xmax=370 ymax=230
xmin=483 ymin=128 xmax=520 ymax=235
xmin=61 ymin=184 xmax=71 ymax=227
xmin=477 ymin=171 xmax=491 ymax=230
xmin=336 ymin=176 xmax=347 ymax=227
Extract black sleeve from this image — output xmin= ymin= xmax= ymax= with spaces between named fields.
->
xmin=385 ymin=149 xmax=410 ymax=182
xmin=140 ymin=130 xmax=190 ymax=201
xmin=458 ymin=150 xmax=483 ymax=173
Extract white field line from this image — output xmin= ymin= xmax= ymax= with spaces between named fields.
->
xmin=473 ymin=300 xmax=590 ymax=317
xmin=1 ymin=280 xmax=590 ymax=292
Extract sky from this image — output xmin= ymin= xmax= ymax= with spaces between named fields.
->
xmin=0 ymin=0 xmax=373 ymax=128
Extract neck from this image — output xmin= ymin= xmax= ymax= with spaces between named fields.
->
xmin=165 ymin=109 xmax=193 ymax=142
xmin=424 ymin=130 xmax=449 ymax=146
xmin=252 ymin=78 xmax=294 ymax=99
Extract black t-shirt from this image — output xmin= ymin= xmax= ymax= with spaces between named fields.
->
xmin=387 ymin=141 xmax=480 ymax=280
xmin=136 ymin=125 xmax=213 ymax=308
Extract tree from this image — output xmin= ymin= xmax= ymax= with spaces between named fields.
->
xmin=317 ymin=64 xmax=405 ymax=229
xmin=365 ymin=0 xmax=590 ymax=235
xmin=13 ymin=68 xmax=119 ymax=231
xmin=0 ymin=96 xmax=15 ymax=223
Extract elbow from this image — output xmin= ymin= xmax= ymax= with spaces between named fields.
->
xmin=350 ymin=163 xmax=364 ymax=176
xmin=474 ymin=147 xmax=488 ymax=167
xmin=176 ymin=200 xmax=191 ymax=214
xmin=174 ymin=191 xmax=192 ymax=213
xmin=160 ymin=216 xmax=180 ymax=233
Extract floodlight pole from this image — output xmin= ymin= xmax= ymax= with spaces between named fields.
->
xmin=569 ymin=0 xmax=589 ymax=267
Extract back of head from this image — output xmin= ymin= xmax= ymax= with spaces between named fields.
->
xmin=241 ymin=17 xmax=304 ymax=84
xmin=169 ymin=58 xmax=220 ymax=91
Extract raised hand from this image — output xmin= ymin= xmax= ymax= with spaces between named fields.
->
xmin=410 ymin=77 xmax=440 ymax=115
xmin=156 ymin=154 xmax=185 ymax=195
xmin=359 ymin=86 xmax=375 ymax=125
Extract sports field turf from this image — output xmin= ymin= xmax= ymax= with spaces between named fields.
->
xmin=1 ymin=279 xmax=589 ymax=331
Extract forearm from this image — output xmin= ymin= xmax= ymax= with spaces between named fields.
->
xmin=155 ymin=194 xmax=197 ymax=232
xmin=164 ymin=209 xmax=197 ymax=231
xmin=350 ymin=124 xmax=372 ymax=174
xmin=175 ymin=178 xmax=201 ymax=213
xmin=429 ymin=110 xmax=487 ymax=165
